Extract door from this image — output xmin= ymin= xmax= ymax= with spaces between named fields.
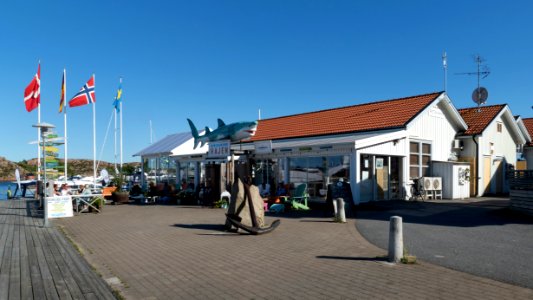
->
xmin=204 ymin=164 xmax=221 ymax=205
xmin=360 ymin=155 xmax=373 ymax=202
xmin=390 ymin=157 xmax=401 ymax=199
xmin=375 ymin=156 xmax=389 ymax=200
xmin=494 ymin=160 xmax=503 ymax=194
xmin=483 ymin=156 xmax=491 ymax=195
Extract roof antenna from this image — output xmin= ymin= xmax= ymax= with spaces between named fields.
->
xmin=456 ymin=54 xmax=490 ymax=112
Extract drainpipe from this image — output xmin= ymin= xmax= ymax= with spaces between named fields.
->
xmin=472 ymin=134 xmax=479 ymax=197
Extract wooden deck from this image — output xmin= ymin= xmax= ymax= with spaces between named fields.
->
xmin=0 ymin=199 xmax=115 ymax=300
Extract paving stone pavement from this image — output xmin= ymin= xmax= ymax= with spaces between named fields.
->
xmin=55 ymin=205 xmax=533 ymax=300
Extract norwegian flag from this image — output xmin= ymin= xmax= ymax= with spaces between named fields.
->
xmin=69 ymin=75 xmax=95 ymax=107
xmin=24 ymin=64 xmax=40 ymax=112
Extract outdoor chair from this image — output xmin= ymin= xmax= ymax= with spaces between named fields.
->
xmin=285 ymin=183 xmax=310 ymax=210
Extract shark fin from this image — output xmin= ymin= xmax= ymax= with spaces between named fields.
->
xmin=205 ymin=127 xmax=211 ymax=134
xmin=187 ymin=119 xmax=200 ymax=149
xmin=217 ymin=118 xmax=226 ymax=128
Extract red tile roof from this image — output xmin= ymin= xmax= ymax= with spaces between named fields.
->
xmin=458 ymin=105 xmax=506 ymax=135
xmin=249 ymin=92 xmax=443 ymax=142
xmin=522 ymin=118 xmax=533 ymax=146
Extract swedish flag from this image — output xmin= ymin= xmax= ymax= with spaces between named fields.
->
xmin=112 ymin=80 xmax=122 ymax=112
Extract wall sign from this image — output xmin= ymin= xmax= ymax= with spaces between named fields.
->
xmin=376 ymin=158 xmax=384 ymax=169
xmin=208 ymin=140 xmax=231 ymax=158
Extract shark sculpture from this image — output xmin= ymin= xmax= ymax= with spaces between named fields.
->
xmin=187 ymin=118 xmax=259 ymax=149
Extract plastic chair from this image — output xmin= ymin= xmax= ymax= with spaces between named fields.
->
xmin=288 ymin=183 xmax=310 ymax=210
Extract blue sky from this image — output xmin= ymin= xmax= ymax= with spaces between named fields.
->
xmin=1 ymin=1 xmax=532 ymax=163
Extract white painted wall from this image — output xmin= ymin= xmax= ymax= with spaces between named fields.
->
xmin=358 ymin=138 xmax=407 ymax=156
xmin=460 ymin=111 xmax=520 ymax=196
xmin=478 ymin=116 xmax=517 ymax=194
xmin=407 ymin=102 xmax=459 ymax=162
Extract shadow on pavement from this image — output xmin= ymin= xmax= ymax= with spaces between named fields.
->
xmin=355 ymin=199 xmax=533 ymax=227
xmin=173 ymin=223 xmax=227 ymax=231
xmin=316 ymin=255 xmax=388 ymax=262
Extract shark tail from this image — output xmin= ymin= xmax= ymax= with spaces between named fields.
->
xmin=187 ymin=119 xmax=200 ymax=149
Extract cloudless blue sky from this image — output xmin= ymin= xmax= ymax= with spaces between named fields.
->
xmin=1 ymin=1 xmax=533 ymax=164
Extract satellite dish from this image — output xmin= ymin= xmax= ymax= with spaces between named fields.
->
xmin=472 ymin=87 xmax=488 ymax=105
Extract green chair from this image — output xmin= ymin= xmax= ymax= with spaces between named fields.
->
xmin=289 ymin=183 xmax=310 ymax=210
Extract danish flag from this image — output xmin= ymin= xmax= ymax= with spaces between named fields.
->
xmin=69 ymin=75 xmax=95 ymax=107
xmin=24 ymin=64 xmax=40 ymax=112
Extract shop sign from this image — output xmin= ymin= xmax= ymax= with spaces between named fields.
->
xmin=254 ymin=140 xmax=272 ymax=154
xmin=208 ymin=140 xmax=231 ymax=158
xmin=46 ymin=196 xmax=74 ymax=219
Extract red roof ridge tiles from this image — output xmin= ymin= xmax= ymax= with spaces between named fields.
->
xmin=522 ymin=118 xmax=533 ymax=146
xmin=250 ymin=91 xmax=443 ymax=142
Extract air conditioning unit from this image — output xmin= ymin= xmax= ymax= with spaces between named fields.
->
xmin=432 ymin=177 xmax=442 ymax=191
xmin=420 ymin=177 xmax=434 ymax=191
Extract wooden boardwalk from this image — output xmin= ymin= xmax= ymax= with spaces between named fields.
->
xmin=0 ymin=199 xmax=115 ymax=300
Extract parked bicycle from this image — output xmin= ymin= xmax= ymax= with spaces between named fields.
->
xmin=410 ymin=178 xmax=425 ymax=201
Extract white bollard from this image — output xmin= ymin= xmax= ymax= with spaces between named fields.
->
xmin=335 ymin=198 xmax=346 ymax=223
xmin=388 ymin=216 xmax=403 ymax=263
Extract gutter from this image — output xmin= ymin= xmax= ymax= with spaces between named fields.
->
xmin=472 ymin=134 xmax=479 ymax=196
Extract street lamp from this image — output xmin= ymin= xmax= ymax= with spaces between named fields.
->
xmin=32 ymin=122 xmax=56 ymax=227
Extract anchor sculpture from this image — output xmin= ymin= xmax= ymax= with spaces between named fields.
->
xmin=225 ymin=174 xmax=280 ymax=235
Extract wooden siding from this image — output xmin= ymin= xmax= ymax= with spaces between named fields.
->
xmin=358 ymin=138 xmax=407 ymax=156
xmin=407 ymin=103 xmax=458 ymax=162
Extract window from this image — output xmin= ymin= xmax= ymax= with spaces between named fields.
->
xmin=410 ymin=141 xmax=431 ymax=179
xmin=497 ymin=122 xmax=503 ymax=133
xmin=288 ymin=156 xmax=350 ymax=199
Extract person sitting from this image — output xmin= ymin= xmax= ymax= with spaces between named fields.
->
xmin=148 ymin=182 xmax=158 ymax=199
xmin=130 ymin=184 xmax=143 ymax=197
xmin=60 ymin=183 xmax=72 ymax=196
xmin=259 ymin=182 xmax=271 ymax=198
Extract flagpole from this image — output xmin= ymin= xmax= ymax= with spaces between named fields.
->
xmin=37 ymin=100 xmax=41 ymax=181
xmin=114 ymin=103 xmax=117 ymax=173
xmin=37 ymin=61 xmax=41 ymax=181
xmin=92 ymin=74 xmax=97 ymax=187
xmin=64 ymin=69 xmax=68 ymax=182
xmin=119 ymin=78 xmax=123 ymax=171
xmin=120 ymin=101 xmax=123 ymax=170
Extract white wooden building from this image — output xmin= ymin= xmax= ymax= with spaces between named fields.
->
xmin=457 ymin=105 xmax=527 ymax=196
xmin=245 ymin=92 xmax=468 ymax=204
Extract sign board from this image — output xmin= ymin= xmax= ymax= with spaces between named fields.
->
xmin=46 ymin=196 xmax=74 ymax=219
xmin=254 ymin=140 xmax=272 ymax=154
xmin=376 ymin=158 xmax=384 ymax=169
xmin=208 ymin=140 xmax=231 ymax=158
